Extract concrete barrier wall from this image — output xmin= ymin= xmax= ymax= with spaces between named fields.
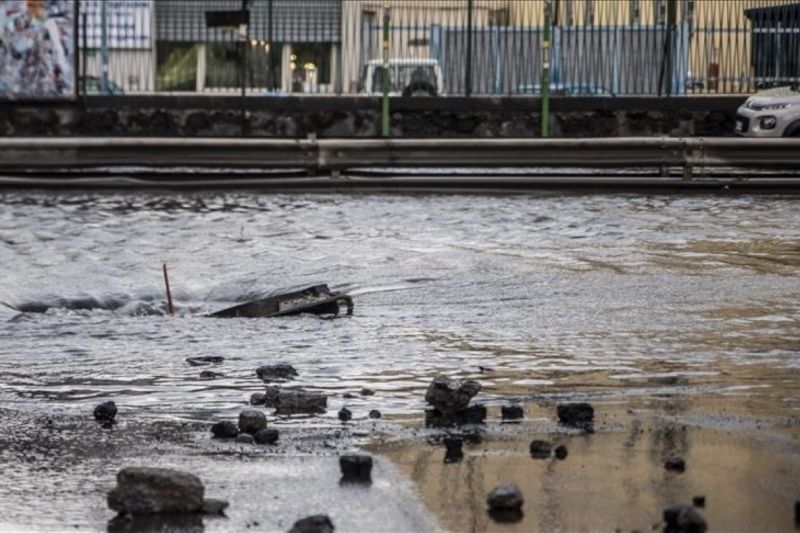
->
xmin=0 ymin=96 xmax=743 ymax=138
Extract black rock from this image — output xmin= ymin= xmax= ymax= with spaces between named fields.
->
xmin=338 ymin=407 xmax=352 ymax=422
xmin=692 ymin=496 xmax=705 ymax=508
xmin=487 ymin=484 xmax=524 ymax=511
xmin=238 ymin=409 xmax=267 ymax=434
xmin=663 ymin=504 xmax=707 ymax=533
xmin=368 ymin=409 xmax=382 ymax=419
xmin=554 ymin=444 xmax=568 ymax=460
xmin=342 ymin=393 xmax=356 ymax=399
xmin=264 ymin=386 xmax=280 ymax=407
xmin=202 ymin=498 xmax=229 ymax=515
xmin=255 ymin=363 xmax=298 ymax=382
xmin=424 ymin=405 xmax=487 ymax=428
xmin=488 ymin=509 xmax=524 ymax=524
xmin=425 ymin=375 xmax=482 ymax=413
xmin=557 ymin=402 xmax=594 ymax=430
xmin=211 ymin=421 xmax=239 ymax=439
xmin=529 ymin=440 xmax=552 ymax=459
xmin=289 ymin=514 xmax=335 ymax=533
xmin=93 ymin=401 xmax=117 ymax=424
xmin=275 ymin=390 xmax=327 ymax=415
xmin=199 ymin=370 xmax=223 ymax=380
xmin=235 ymin=433 xmax=254 ymax=444
xmin=795 ymin=501 xmax=800 ymax=523
xmin=186 ymin=356 xmax=224 ymax=367
xmin=360 ymin=388 xmax=375 ymax=396
xmin=501 ymin=404 xmax=524 ymax=421
xmin=339 ymin=454 xmax=373 ymax=484
xmin=444 ymin=437 xmax=464 ymax=463
xmin=250 ymin=392 xmax=266 ymax=405
xmin=254 ymin=428 xmax=279 ymax=445
xmin=665 ymin=456 xmax=686 ymax=472
xmin=107 ymin=467 xmax=205 ymax=514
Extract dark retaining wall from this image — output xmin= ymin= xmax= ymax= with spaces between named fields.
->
xmin=0 ymin=96 xmax=744 ymax=138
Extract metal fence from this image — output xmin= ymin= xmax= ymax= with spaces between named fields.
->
xmin=77 ymin=0 xmax=800 ymax=97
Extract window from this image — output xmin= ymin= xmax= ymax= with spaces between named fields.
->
xmin=156 ymin=43 xmax=197 ymax=92
xmin=565 ymin=0 xmax=575 ymax=26
xmin=655 ymin=0 xmax=668 ymax=26
xmin=488 ymin=8 xmax=510 ymax=27
xmin=290 ymin=43 xmax=331 ymax=93
xmin=205 ymin=43 xmax=241 ymax=90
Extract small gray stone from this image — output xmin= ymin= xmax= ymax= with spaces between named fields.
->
xmin=254 ymin=428 xmax=279 ymax=445
xmin=368 ymin=409 xmax=381 ymax=419
xmin=289 ymin=514 xmax=335 ymax=533
xmin=211 ymin=421 xmax=239 ymax=439
xmin=238 ymin=409 xmax=267 ymax=434
xmin=275 ymin=390 xmax=327 ymax=415
xmin=487 ymin=484 xmax=523 ymax=511
xmin=250 ymin=392 xmax=266 ymax=405
xmin=255 ymin=363 xmax=298 ymax=381
xmin=235 ymin=433 xmax=255 ymax=444
xmin=202 ymin=498 xmax=229 ymax=515
xmin=425 ymin=376 xmax=482 ymax=413
xmin=107 ymin=467 xmax=205 ymax=514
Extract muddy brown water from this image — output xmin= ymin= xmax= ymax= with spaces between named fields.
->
xmin=1 ymin=192 xmax=799 ymax=531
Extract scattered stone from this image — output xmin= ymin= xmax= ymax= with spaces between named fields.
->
xmin=211 ymin=421 xmax=239 ymax=439
xmin=692 ymin=496 xmax=705 ymax=508
xmin=235 ymin=433 xmax=255 ymax=444
xmin=254 ymin=428 xmax=279 ymax=445
xmin=342 ymin=392 xmax=356 ymax=399
xmin=487 ymin=484 xmax=524 ymax=511
xmin=529 ymin=440 xmax=552 ymax=459
xmin=186 ymin=356 xmax=224 ymax=367
xmin=425 ymin=375 xmax=482 ymax=413
xmin=501 ymin=404 xmax=524 ymax=421
xmin=264 ymin=386 xmax=280 ymax=407
xmin=665 ymin=456 xmax=686 ymax=473
xmin=444 ymin=437 xmax=464 ymax=463
xmin=201 ymin=498 xmax=229 ymax=515
xmin=275 ymin=390 xmax=327 ymax=415
xmin=199 ymin=370 xmax=223 ymax=380
xmin=663 ymin=504 xmax=707 ymax=533
xmin=250 ymin=392 xmax=266 ymax=405
xmin=338 ymin=407 xmax=352 ymax=422
xmin=107 ymin=467 xmax=205 ymax=514
xmin=255 ymin=363 xmax=297 ymax=382
xmin=93 ymin=401 xmax=117 ymax=424
xmin=424 ymin=405 xmax=487 ymax=428
xmin=360 ymin=388 xmax=375 ymax=396
xmin=554 ymin=444 xmax=568 ymax=460
xmin=289 ymin=514 xmax=335 ymax=533
xmin=339 ymin=454 xmax=373 ymax=484
xmin=238 ymin=409 xmax=267 ymax=434
xmin=557 ymin=402 xmax=594 ymax=430
xmin=368 ymin=409 xmax=381 ymax=419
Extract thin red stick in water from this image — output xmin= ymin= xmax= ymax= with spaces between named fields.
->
xmin=163 ymin=263 xmax=174 ymax=316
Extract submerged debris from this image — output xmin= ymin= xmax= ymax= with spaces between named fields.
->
xmin=255 ymin=363 xmax=298 ymax=382
xmin=199 ymin=370 xmax=223 ymax=380
xmin=425 ymin=405 xmax=486 ymax=428
xmin=211 ymin=421 xmax=239 ymax=439
xmin=368 ymin=409 xmax=382 ymax=419
xmin=209 ymin=284 xmax=353 ymax=319
xmin=275 ymin=390 xmax=328 ymax=415
xmin=186 ymin=356 xmax=224 ymax=366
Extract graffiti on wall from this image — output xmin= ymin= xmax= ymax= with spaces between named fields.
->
xmin=0 ymin=0 xmax=75 ymax=99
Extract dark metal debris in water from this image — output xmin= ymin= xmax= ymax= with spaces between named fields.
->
xmin=209 ymin=284 xmax=353 ymax=318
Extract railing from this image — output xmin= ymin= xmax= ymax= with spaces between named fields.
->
xmin=4 ymin=0 xmax=798 ymax=99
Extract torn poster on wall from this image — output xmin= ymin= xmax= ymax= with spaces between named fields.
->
xmin=0 ymin=0 xmax=75 ymax=99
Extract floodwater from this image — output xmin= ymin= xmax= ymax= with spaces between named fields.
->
xmin=1 ymin=192 xmax=799 ymax=531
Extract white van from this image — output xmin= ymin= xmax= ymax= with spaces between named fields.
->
xmin=360 ymin=58 xmax=444 ymax=97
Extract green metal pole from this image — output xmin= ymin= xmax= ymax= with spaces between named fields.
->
xmin=541 ymin=1 xmax=552 ymax=138
xmin=381 ymin=9 xmax=391 ymax=137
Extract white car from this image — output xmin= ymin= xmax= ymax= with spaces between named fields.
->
xmin=360 ymin=58 xmax=444 ymax=97
xmin=735 ymin=86 xmax=800 ymax=137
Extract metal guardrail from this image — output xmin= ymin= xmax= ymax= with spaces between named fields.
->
xmin=1 ymin=138 xmax=800 ymax=176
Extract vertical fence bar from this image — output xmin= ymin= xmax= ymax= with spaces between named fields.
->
xmin=465 ymin=0 xmax=473 ymax=97
xmin=81 ymin=10 xmax=87 ymax=96
xmin=100 ymin=0 xmax=109 ymax=94
xmin=381 ymin=7 xmax=390 ymax=137
xmin=541 ymin=0 xmax=551 ymax=137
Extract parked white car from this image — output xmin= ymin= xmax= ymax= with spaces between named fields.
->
xmin=735 ymin=86 xmax=800 ymax=137
xmin=360 ymin=58 xmax=444 ymax=97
